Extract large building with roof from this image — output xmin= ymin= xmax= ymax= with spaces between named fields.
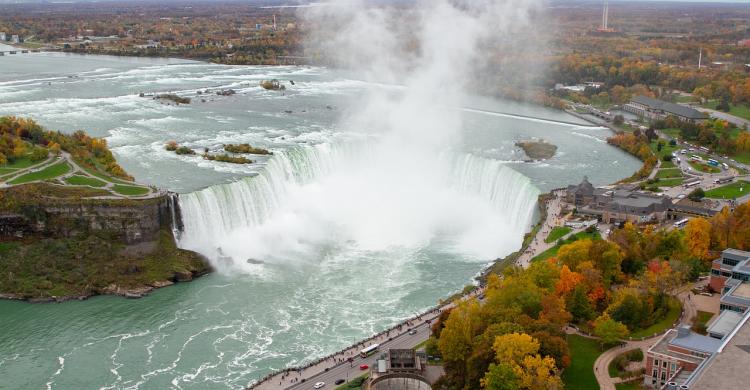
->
xmin=624 ymin=96 xmax=709 ymax=123
xmin=566 ymin=177 xmax=673 ymax=224
xmin=644 ymin=247 xmax=750 ymax=389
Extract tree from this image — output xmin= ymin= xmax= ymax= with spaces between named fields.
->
xmin=688 ymin=188 xmax=705 ymax=202
xmin=438 ymin=300 xmax=483 ymax=364
xmin=493 ymin=333 xmax=540 ymax=365
xmin=482 ymin=363 xmax=520 ymax=390
xmin=685 ymin=218 xmax=712 ymax=260
xmin=566 ymin=285 xmax=595 ymax=323
xmin=613 ymin=114 xmax=624 ymax=126
xmin=515 ymin=354 xmax=563 ymax=390
xmin=556 ymin=239 xmax=593 ymax=271
xmin=593 ymin=313 xmax=629 ymax=346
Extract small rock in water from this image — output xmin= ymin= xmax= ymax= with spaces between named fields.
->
xmin=246 ymin=258 xmax=265 ymax=265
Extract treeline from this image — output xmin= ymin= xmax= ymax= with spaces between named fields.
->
xmin=652 ymin=116 xmax=750 ymax=155
xmin=0 ymin=116 xmax=131 ymax=180
xmin=551 ymin=54 xmax=750 ymax=108
xmin=431 ymin=201 xmax=750 ymax=389
xmin=607 ymin=130 xmax=658 ymax=181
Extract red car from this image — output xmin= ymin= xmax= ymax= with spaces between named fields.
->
xmin=359 ymin=364 xmax=369 ymax=370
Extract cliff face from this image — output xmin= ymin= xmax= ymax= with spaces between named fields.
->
xmin=0 ymin=187 xmax=174 ymax=244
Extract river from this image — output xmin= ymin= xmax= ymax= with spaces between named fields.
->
xmin=0 ymin=51 xmax=641 ymax=389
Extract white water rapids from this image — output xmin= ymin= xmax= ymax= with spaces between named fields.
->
xmin=177 ymin=141 xmax=540 ymax=272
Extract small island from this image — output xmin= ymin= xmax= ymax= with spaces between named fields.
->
xmin=154 ymin=93 xmax=191 ymax=105
xmin=260 ymin=79 xmax=286 ymax=91
xmin=224 ymin=143 xmax=272 ymax=155
xmin=164 ymin=142 xmax=254 ymax=164
xmin=516 ymin=139 xmax=558 ymax=160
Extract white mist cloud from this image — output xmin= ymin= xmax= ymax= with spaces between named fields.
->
xmin=180 ymin=0 xmax=543 ymax=272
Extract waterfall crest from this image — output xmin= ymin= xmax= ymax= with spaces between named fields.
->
xmin=178 ymin=142 xmax=540 ymax=268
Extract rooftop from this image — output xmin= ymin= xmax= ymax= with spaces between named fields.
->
xmin=707 ymin=310 xmax=743 ymax=339
xmin=669 ymin=327 xmax=722 ymax=354
xmin=688 ymin=311 xmax=750 ymax=390
xmin=631 ymin=95 xmax=709 ymax=120
xmin=649 ymin=329 xmax=710 ymax=365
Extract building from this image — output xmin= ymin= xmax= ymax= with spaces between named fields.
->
xmin=367 ymin=349 xmax=432 ymax=390
xmin=566 ymin=176 xmax=595 ymax=206
xmin=624 ymin=96 xmax=709 ymax=123
xmin=580 ymin=189 xmax=672 ymax=224
xmin=10 ymin=35 xmax=19 ymax=44
xmin=708 ymin=248 xmax=750 ymax=293
xmin=644 ymin=325 xmax=721 ymax=388
xmin=0 ymin=32 xmax=6 ymax=41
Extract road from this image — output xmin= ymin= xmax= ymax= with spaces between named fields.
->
xmin=277 ymin=323 xmax=432 ymax=390
xmin=691 ymin=106 xmax=750 ymax=129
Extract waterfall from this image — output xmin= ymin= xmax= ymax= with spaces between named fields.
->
xmin=177 ymin=142 xmax=540 ymax=267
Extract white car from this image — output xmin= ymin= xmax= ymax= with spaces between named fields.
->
xmin=314 ymin=382 xmax=325 ymax=389
xmin=677 ymin=194 xmax=686 ymax=199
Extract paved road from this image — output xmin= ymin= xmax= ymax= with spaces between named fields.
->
xmin=693 ymin=106 xmax=750 ymax=129
xmin=277 ymin=323 xmax=433 ymax=390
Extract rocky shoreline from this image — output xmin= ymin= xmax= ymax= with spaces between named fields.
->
xmin=0 ymin=267 xmax=212 ymax=303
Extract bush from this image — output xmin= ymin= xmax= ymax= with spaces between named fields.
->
xmin=175 ymin=146 xmax=195 ymax=155
xmin=29 ymin=147 xmax=49 ymax=162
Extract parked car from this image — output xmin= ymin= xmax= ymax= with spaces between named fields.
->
xmin=314 ymin=382 xmax=325 ymax=389
xmin=359 ymin=364 xmax=369 ymax=370
xmin=335 ymin=379 xmax=345 ymax=385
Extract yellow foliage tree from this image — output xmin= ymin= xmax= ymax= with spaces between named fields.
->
xmin=685 ymin=218 xmax=712 ymax=260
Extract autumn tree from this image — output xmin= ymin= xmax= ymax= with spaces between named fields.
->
xmin=593 ymin=313 xmax=629 ymax=346
xmin=685 ymin=218 xmax=712 ymax=260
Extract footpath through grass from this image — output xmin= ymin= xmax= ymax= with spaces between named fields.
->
xmin=65 ymin=174 xmax=107 ymax=188
xmin=705 ymin=180 xmax=750 ymax=199
xmin=562 ymin=334 xmax=602 ymax=390
xmin=113 ymin=184 xmax=150 ymax=196
xmin=545 ymin=226 xmax=572 ymax=243
xmin=629 ymin=297 xmax=681 ymax=339
xmin=8 ymin=161 xmax=70 ymax=185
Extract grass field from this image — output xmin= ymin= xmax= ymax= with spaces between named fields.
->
xmin=650 ymin=140 xmax=680 ymax=160
xmin=112 ymin=184 xmax=150 ymax=196
xmin=532 ymin=230 xmax=601 ymax=263
xmin=562 ymin=335 xmax=602 ymax=390
xmin=656 ymin=178 xmax=684 ymax=187
xmin=661 ymin=128 xmax=682 ymax=140
xmin=688 ymin=161 xmax=720 ymax=174
xmin=655 ymin=168 xmax=682 ymax=179
xmin=65 ymin=175 xmax=107 ymax=188
xmin=630 ymin=298 xmax=681 ymax=339
xmin=704 ymin=180 xmax=749 ymax=199
xmin=8 ymin=161 xmax=70 ymax=185
xmin=2 ymin=155 xmax=43 ymax=170
xmin=545 ymin=226 xmax=572 ymax=243
xmin=660 ymin=160 xmax=677 ymax=169
xmin=704 ymin=101 xmax=750 ymax=122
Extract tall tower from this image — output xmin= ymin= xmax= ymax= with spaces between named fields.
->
xmin=602 ymin=1 xmax=609 ymax=30
xmin=273 ymin=14 xmax=277 ymax=31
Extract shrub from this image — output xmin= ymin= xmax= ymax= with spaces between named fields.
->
xmin=175 ymin=146 xmax=195 ymax=155
xmin=29 ymin=147 xmax=49 ymax=162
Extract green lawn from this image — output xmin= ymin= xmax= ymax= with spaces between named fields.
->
xmin=630 ymin=298 xmax=681 ymax=339
xmin=79 ymin=164 xmax=136 ymax=185
xmin=8 ymin=161 xmax=71 ymax=185
xmin=2 ymin=155 xmax=43 ymax=170
xmin=563 ymin=335 xmax=602 ymax=390
xmin=655 ymin=168 xmax=682 ymax=179
xmin=64 ymin=175 xmax=107 ymax=188
xmin=704 ymin=181 xmax=750 ymax=199
xmin=661 ymin=128 xmax=682 ymax=140
xmin=688 ymin=161 xmax=720 ymax=174
xmin=112 ymin=184 xmax=150 ymax=196
xmin=660 ymin=160 xmax=677 ymax=169
xmin=532 ymin=231 xmax=601 ymax=263
xmin=650 ymin=140 xmax=680 ymax=160
xmin=704 ymin=101 xmax=750 ymax=122
xmin=545 ymin=226 xmax=572 ymax=244
xmin=655 ymin=178 xmax=684 ymax=187
xmin=0 ymin=167 xmax=16 ymax=175
xmin=733 ymin=151 xmax=750 ymax=165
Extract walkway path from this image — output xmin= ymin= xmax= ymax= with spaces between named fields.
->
xmin=592 ymin=284 xmax=700 ymax=390
xmin=516 ymin=189 xmax=583 ymax=267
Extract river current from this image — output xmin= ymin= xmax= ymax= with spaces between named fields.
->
xmin=0 ymin=51 xmax=640 ymax=389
